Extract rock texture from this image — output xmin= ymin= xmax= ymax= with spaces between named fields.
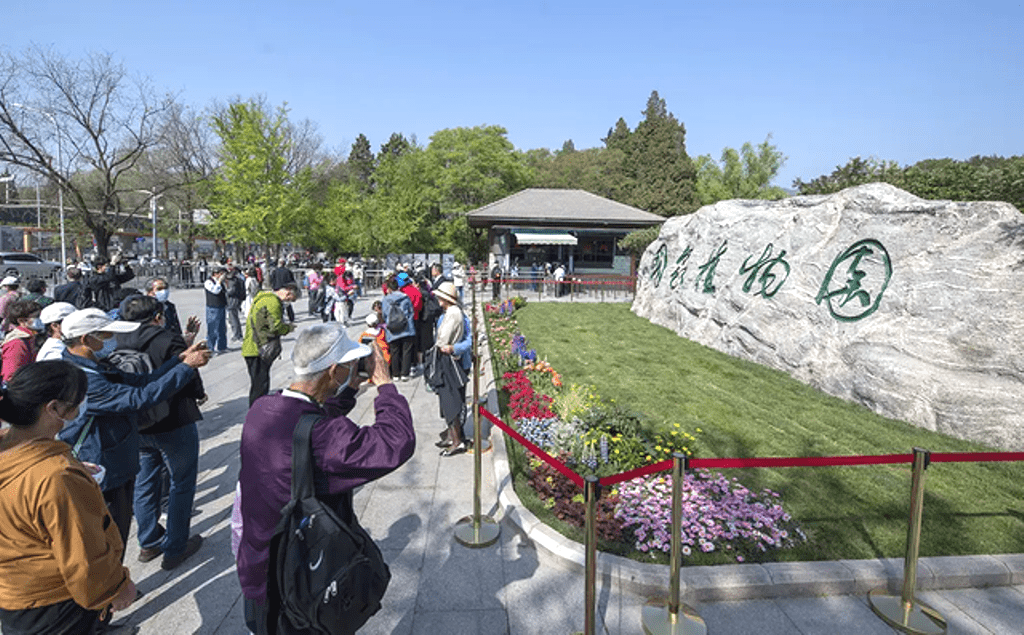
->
xmin=633 ymin=183 xmax=1024 ymax=450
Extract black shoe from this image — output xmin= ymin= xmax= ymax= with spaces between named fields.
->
xmin=161 ymin=534 xmax=204 ymax=570
xmin=440 ymin=443 xmax=467 ymax=457
xmin=435 ymin=439 xmax=453 ymax=448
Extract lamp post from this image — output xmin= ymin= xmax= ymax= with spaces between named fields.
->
xmin=11 ymin=103 xmax=66 ymax=268
xmin=135 ymin=189 xmax=162 ymax=259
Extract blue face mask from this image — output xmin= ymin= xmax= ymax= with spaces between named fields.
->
xmin=96 ymin=335 xmax=118 ymax=360
xmin=154 ymin=289 xmax=170 ymax=303
xmin=28 ymin=318 xmax=44 ymax=332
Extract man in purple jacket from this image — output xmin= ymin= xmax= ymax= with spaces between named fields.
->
xmin=236 ymin=322 xmax=414 ymax=635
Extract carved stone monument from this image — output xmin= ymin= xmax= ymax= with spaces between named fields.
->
xmin=633 ymin=183 xmax=1024 ymax=449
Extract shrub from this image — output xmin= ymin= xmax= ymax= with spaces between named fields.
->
xmin=527 ymin=455 xmax=622 ymax=543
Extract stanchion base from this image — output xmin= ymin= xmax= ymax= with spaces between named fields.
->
xmin=641 ymin=601 xmax=706 ymax=635
xmin=867 ymin=589 xmax=947 ymax=634
xmin=467 ymin=439 xmax=493 ymax=454
xmin=453 ymin=515 xmax=500 ymax=548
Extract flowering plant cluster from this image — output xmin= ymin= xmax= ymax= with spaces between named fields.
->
xmin=614 ymin=470 xmax=807 ymax=562
xmin=485 ymin=296 xmax=805 ymax=563
xmin=522 ymin=359 xmax=562 ymax=387
xmin=503 ymin=370 xmax=555 ymax=420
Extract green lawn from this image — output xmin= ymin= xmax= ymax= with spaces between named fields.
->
xmin=508 ymin=302 xmax=1024 ymax=562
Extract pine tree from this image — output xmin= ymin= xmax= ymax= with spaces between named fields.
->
xmin=348 ymin=133 xmax=375 ymax=193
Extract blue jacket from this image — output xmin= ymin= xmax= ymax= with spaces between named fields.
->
xmin=58 ymin=349 xmax=197 ymax=491
xmin=381 ymin=290 xmax=415 ymax=341
xmin=451 ymin=315 xmax=472 ymax=372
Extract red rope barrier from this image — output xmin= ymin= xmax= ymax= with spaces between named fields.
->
xmin=478 ymin=407 xmax=585 ymax=487
xmin=599 ymin=459 xmax=673 ymax=486
xmin=931 ymin=451 xmax=1024 ymax=463
xmin=691 ymin=454 xmax=915 ymax=469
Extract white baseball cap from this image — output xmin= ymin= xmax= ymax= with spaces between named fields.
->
xmin=40 ymin=302 xmax=77 ymax=325
xmin=62 ymin=308 xmax=140 ymax=339
xmin=291 ymin=324 xmax=371 ymax=375
xmin=0 ymin=276 xmax=19 ymax=287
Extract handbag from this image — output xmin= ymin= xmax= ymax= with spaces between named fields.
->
xmin=258 ymin=336 xmax=282 ymax=363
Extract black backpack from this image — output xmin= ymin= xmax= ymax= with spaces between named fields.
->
xmin=385 ymin=298 xmax=409 ymax=334
xmin=421 ymin=291 xmax=443 ymax=325
xmin=105 ymin=349 xmax=171 ymax=432
xmin=266 ymin=413 xmax=391 ymax=635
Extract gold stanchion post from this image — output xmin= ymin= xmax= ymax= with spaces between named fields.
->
xmin=454 ymin=275 xmax=500 ymax=548
xmin=584 ymin=475 xmax=600 ymax=635
xmin=868 ymin=447 xmax=947 ymax=634
xmin=642 ymin=454 xmax=706 ymax=635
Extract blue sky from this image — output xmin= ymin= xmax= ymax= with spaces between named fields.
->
xmin=5 ymin=0 xmax=1022 ymax=188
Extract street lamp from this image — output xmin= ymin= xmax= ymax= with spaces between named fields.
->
xmin=11 ymin=103 xmax=66 ymax=268
xmin=135 ymin=189 xmax=162 ymax=259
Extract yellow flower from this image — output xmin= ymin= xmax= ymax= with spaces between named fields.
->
xmin=670 ymin=431 xmax=677 ymax=435
xmin=673 ymin=422 xmax=681 ymax=428
xmin=663 ymin=448 xmax=670 ymax=453
xmin=696 ymin=428 xmax=702 ymax=433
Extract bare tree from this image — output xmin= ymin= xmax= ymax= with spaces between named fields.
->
xmin=0 ymin=47 xmax=174 ymax=257
xmin=144 ymin=101 xmax=217 ymax=259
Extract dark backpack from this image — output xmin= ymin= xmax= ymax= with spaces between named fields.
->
xmin=105 ymin=349 xmax=171 ymax=432
xmin=266 ymin=413 xmax=391 ymax=635
xmin=385 ymin=299 xmax=408 ymax=334
xmin=421 ymin=292 xmax=443 ymax=324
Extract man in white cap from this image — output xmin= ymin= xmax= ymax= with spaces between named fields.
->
xmin=0 ymin=275 xmax=20 ymax=332
xmin=57 ymin=308 xmax=211 ymax=566
xmin=237 ymin=323 xmax=414 ymax=634
xmin=35 ymin=301 xmax=77 ymax=361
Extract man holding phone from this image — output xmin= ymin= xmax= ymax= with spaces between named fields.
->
xmin=237 ymin=323 xmax=414 ymax=634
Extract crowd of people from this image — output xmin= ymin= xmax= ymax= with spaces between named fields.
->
xmin=0 ymin=252 xmax=477 ymax=634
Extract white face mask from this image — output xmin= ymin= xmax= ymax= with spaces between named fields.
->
xmin=58 ymin=396 xmax=86 ymax=432
xmin=154 ymin=289 xmax=170 ymax=303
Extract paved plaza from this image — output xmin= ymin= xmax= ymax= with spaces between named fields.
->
xmin=23 ymin=286 xmax=1023 ymax=634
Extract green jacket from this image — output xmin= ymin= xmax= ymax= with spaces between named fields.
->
xmin=242 ymin=291 xmax=291 ymax=357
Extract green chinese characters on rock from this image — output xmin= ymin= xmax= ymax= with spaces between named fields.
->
xmin=695 ymin=241 xmax=728 ymax=294
xmin=669 ymin=246 xmax=693 ymax=291
xmin=816 ymin=239 xmax=892 ymax=322
xmin=648 ymin=243 xmax=669 ymax=288
xmin=739 ymin=243 xmax=791 ymax=298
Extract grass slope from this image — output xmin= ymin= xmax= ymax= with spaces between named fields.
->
xmin=511 ymin=302 xmax=1024 ymax=562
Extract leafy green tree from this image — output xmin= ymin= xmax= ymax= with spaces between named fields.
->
xmin=208 ymin=98 xmax=307 ymax=260
xmin=695 ymin=135 xmax=788 ymax=205
xmin=422 ymin=125 xmax=533 ymax=256
xmin=793 ymin=156 xmax=904 ymax=194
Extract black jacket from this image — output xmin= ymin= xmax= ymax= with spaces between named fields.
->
xmin=84 ymin=265 xmax=135 ymax=311
xmin=116 ymin=323 xmax=205 ymax=435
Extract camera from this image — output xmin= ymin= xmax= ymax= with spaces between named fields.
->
xmin=357 ymin=336 xmax=374 ymax=378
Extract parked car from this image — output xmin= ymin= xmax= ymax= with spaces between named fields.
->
xmin=0 ymin=252 xmax=63 ymax=279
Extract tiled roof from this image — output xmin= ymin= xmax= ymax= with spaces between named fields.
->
xmin=465 ymin=189 xmax=664 ymax=228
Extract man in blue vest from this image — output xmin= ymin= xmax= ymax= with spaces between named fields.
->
xmin=204 ymin=265 xmax=228 ymax=354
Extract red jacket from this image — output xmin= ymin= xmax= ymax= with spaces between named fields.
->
xmin=1 ymin=326 xmax=36 ymax=382
xmin=400 ymin=284 xmax=422 ymax=320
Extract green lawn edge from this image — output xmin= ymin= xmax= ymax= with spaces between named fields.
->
xmin=494 ymin=301 xmax=1024 ymax=565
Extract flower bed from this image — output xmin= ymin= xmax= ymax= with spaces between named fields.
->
xmin=485 ymin=296 xmax=806 ymax=563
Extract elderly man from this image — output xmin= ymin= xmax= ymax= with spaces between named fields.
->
xmin=237 ymin=323 xmax=414 ymax=635
xmin=58 ymin=308 xmax=210 ymax=561
xmin=117 ymin=295 xmax=208 ymax=571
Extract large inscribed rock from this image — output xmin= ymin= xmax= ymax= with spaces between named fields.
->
xmin=633 ymin=183 xmax=1024 ymax=449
